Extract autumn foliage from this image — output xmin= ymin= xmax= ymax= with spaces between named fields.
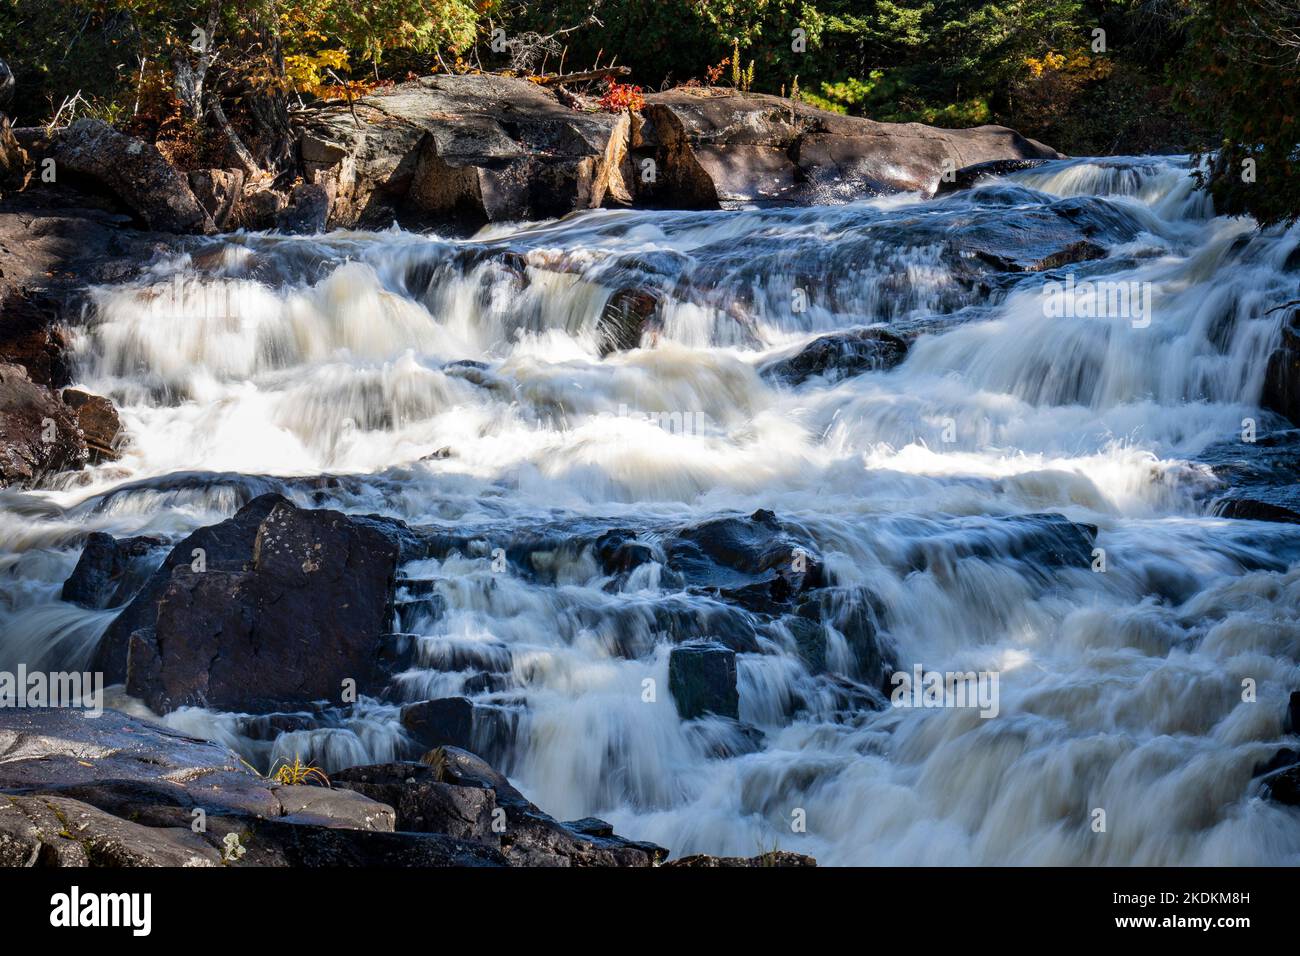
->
xmin=597 ymin=79 xmax=645 ymax=114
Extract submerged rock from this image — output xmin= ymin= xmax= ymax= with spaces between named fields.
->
xmin=598 ymin=287 xmax=661 ymax=354
xmin=669 ymin=642 xmax=739 ymax=720
xmin=61 ymin=531 xmax=165 ymax=609
xmin=934 ymin=157 xmax=1051 ymax=193
xmin=1216 ymin=498 xmax=1300 ymax=524
xmin=1259 ymin=762 xmax=1300 ymax=807
xmin=399 ymin=696 xmax=517 ymax=762
xmin=1202 ymin=428 xmax=1300 ymax=525
xmin=762 ymin=327 xmax=908 ymax=386
xmin=787 ymin=587 xmax=896 ymax=690
xmin=1263 ymin=308 xmax=1300 ymax=426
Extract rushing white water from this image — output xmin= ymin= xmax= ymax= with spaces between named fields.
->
xmin=3 ymin=155 xmax=1300 ymax=864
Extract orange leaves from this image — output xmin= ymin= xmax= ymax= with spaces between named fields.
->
xmin=598 ymin=79 xmax=645 ymax=113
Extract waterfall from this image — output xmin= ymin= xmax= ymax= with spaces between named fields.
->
xmin=2 ymin=155 xmax=1298 ymax=864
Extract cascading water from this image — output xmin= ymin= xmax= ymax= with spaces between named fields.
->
xmin=2 ymin=155 xmax=1299 ymax=864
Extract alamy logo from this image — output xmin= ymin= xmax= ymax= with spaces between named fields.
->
xmin=617 ymin=404 xmax=709 ymax=436
xmin=50 ymin=887 xmax=151 ymax=936
xmin=890 ymin=665 xmax=1000 ymax=718
xmin=1041 ymin=274 xmax=1152 ymax=328
xmin=0 ymin=666 xmax=103 ymax=717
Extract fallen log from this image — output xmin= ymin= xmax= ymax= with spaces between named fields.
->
xmin=533 ymin=66 xmax=631 ymax=87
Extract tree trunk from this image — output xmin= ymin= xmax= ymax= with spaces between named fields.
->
xmin=206 ymin=95 xmax=260 ymax=177
xmin=173 ymin=0 xmax=221 ymax=123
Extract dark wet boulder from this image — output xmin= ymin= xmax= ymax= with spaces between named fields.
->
xmin=234 ymin=710 xmax=323 ymax=741
xmin=1263 ymin=309 xmax=1300 ymax=426
xmin=400 ymin=697 xmax=517 ymax=763
xmin=434 ymin=746 xmax=667 ymax=866
xmin=60 ymin=388 xmax=122 ymax=462
xmin=0 ymin=708 xmax=515 ymax=867
xmin=0 ymin=708 xmax=670 ymax=867
xmin=665 ymin=850 xmax=817 ymax=867
xmin=1259 ymin=763 xmax=1300 ymax=807
xmin=1201 ymin=429 xmax=1300 ymax=525
xmin=1254 ymin=748 xmax=1299 ymax=779
xmin=275 ymin=182 xmax=331 ymax=234
xmin=669 ymin=641 xmax=739 ymax=720
xmin=95 ymin=494 xmax=401 ymax=713
xmin=762 ymin=327 xmax=908 ymax=386
xmin=672 ymin=509 xmax=815 ymax=581
xmin=50 ymin=119 xmax=213 ymax=233
xmin=0 ymin=708 xmax=287 ymax=821
xmin=594 ymin=528 xmax=657 ymax=582
xmin=598 ymin=288 xmax=661 ymax=354
xmin=1216 ymin=498 xmax=1300 ymax=524
xmin=0 ymin=709 xmax=399 ymax=833
xmin=126 ymin=513 xmax=398 ymax=713
xmin=93 ymin=493 xmax=413 ymax=688
xmin=331 ymin=761 xmax=497 ymax=842
xmin=0 ymin=361 xmax=86 ymax=486
xmin=905 ymin=513 xmax=1097 ymax=578
xmin=98 ymin=491 xmax=284 ymax=676
xmin=61 ymin=531 xmax=165 ymax=609
xmin=668 ymin=509 xmax=825 ymax=614
xmin=401 ymin=697 xmax=475 ymax=750
xmin=570 ymin=595 xmax=763 ymax=659
xmin=788 ymin=587 xmax=897 ymax=689
xmin=934 ymin=158 xmax=1050 ymax=194
xmin=273 ymin=785 xmax=397 ymax=831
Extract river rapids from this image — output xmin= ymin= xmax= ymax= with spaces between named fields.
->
xmin=2 ymin=155 xmax=1299 ymax=865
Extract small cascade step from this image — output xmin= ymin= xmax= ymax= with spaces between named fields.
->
xmin=395 ymin=576 xmax=440 ymax=598
xmin=414 ymin=636 xmax=514 ymax=675
xmin=393 ymin=593 xmax=447 ymax=629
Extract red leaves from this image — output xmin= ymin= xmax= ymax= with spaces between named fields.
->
xmin=598 ymin=79 xmax=645 ymax=113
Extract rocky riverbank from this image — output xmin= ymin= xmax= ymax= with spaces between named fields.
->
xmin=7 ymin=74 xmax=1065 ymax=237
xmin=0 ymin=707 xmax=688 ymax=867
